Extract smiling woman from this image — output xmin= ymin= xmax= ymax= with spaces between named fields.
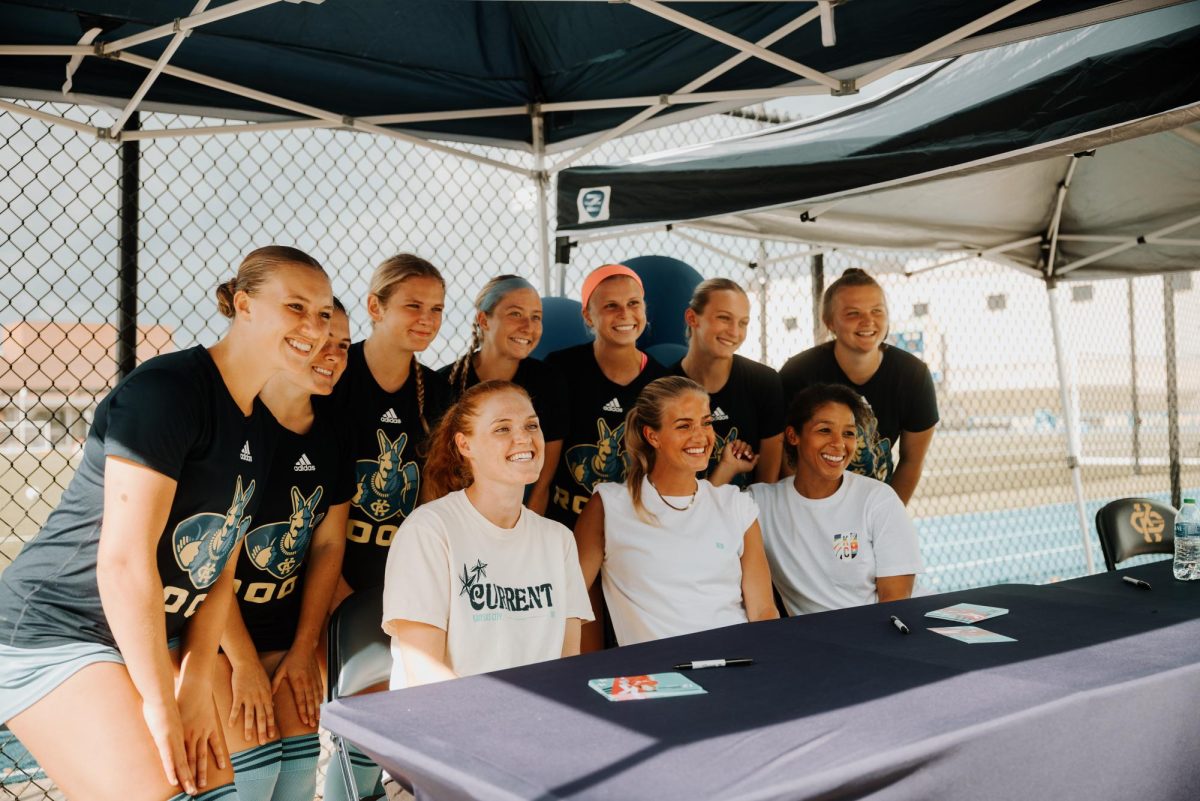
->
xmin=439 ymin=275 xmax=567 ymax=515
xmin=0 ymin=246 xmax=331 ymax=801
xmin=573 ymin=376 xmax=778 ymax=647
xmin=672 ymin=278 xmax=785 ymax=486
xmin=749 ymin=383 xmax=923 ymax=617
xmin=382 ymin=380 xmax=593 ymax=691
xmin=778 ymin=268 xmax=939 ymax=505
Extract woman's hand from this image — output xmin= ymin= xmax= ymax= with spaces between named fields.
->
xmin=227 ymin=658 xmax=277 ymax=744
xmin=176 ymin=676 xmax=227 ymax=791
xmin=711 ymin=439 xmax=759 ymax=486
xmin=142 ymin=696 xmax=197 ymax=796
xmin=272 ymin=645 xmax=323 ymax=728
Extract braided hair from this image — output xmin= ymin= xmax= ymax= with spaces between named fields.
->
xmin=448 ymin=275 xmax=537 ymax=395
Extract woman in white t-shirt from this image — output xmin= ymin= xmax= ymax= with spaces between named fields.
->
xmin=382 ymin=380 xmax=593 ymax=689
xmin=736 ymin=383 xmax=922 ymax=615
xmin=574 ymin=376 xmax=778 ymax=646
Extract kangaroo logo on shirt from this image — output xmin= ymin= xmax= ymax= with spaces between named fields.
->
xmin=243 ymin=486 xmax=325 ymax=579
xmin=710 ymin=425 xmax=741 ymax=467
xmin=849 ymin=414 xmax=892 ymax=483
xmin=566 ymin=419 xmax=627 ymax=493
xmin=353 ymin=429 xmax=419 ymax=522
xmin=172 ymin=476 xmax=256 ymax=589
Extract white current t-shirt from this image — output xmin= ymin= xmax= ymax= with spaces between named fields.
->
xmin=595 ymin=478 xmax=759 ymax=646
xmin=749 ymin=473 xmax=923 ymax=615
xmin=383 ymin=490 xmax=593 ymax=687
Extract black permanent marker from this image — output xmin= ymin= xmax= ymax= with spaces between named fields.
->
xmin=673 ymin=658 xmax=754 ymax=670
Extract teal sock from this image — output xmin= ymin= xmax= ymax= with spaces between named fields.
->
xmin=270 ymin=734 xmax=320 ymax=801
xmin=168 ymin=786 xmax=240 ymax=801
xmin=321 ymin=742 xmax=382 ymax=801
xmin=230 ymin=741 xmax=282 ymax=801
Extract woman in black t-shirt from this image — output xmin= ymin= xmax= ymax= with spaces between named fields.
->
xmin=544 ymin=263 xmax=668 ymax=652
xmin=323 ymin=255 xmax=451 ymax=801
xmin=440 ymin=275 xmax=566 ymax=515
xmin=778 ymin=268 xmax=938 ymax=505
xmin=215 ymin=301 xmax=354 ymax=801
xmin=671 ymin=278 xmax=785 ymax=486
xmin=0 ymin=246 xmax=334 ymax=801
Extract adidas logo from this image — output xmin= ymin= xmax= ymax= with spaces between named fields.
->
xmin=294 ymin=453 xmax=316 ymax=472
xmin=602 ymin=398 xmax=623 ymax=414
xmin=240 ymin=441 xmax=252 ymax=462
xmin=380 ymin=408 xmax=402 ymax=424
xmin=712 ymin=406 xmax=730 ymax=421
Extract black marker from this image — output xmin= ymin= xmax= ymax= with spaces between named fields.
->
xmin=673 ymin=658 xmax=754 ymax=670
xmin=890 ymin=615 xmax=911 ymax=634
xmin=1122 ymin=576 xmax=1152 ymax=590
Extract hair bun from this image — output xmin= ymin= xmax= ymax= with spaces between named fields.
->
xmin=214 ymin=277 xmax=238 ymax=318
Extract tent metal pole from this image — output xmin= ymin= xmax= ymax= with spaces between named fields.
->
xmin=0 ymin=45 xmax=93 ymax=56
xmin=100 ymin=0 xmax=289 ymax=54
xmin=549 ymin=7 xmax=822 ymax=174
xmin=1057 ymin=211 xmax=1200 ymax=275
xmin=110 ymin=0 xmax=211 ymax=134
xmin=811 ymin=253 xmax=824 ymax=346
xmin=1163 ymin=274 xmax=1182 ymax=509
xmin=532 ymin=111 xmax=552 ymax=295
xmin=1046 ymin=281 xmax=1095 ymax=574
xmin=1126 ymin=278 xmax=1141 ymax=475
xmin=1059 ymin=236 xmax=1200 ymax=247
xmin=117 ymin=112 xmax=140 ymax=380
xmin=625 ymin=0 xmax=843 ymax=91
xmin=757 ymin=241 xmax=769 ymax=365
xmin=113 ymin=52 xmax=529 ymax=175
xmin=672 ymin=229 xmax=752 ymax=266
xmin=0 ymin=98 xmax=100 ymax=136
xmin=542 ymin=84 xmax=826 ymax=114
xmin=858 ymin=0 xmax=1041 ymax=87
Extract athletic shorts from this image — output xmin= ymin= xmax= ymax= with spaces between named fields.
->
xmin=0 ymin=641 xmax=124 ymax=725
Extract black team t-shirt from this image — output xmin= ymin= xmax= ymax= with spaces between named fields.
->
xmin=778 ymin=341 xmax=939 ymax=483
xmin=438 ymin=356 xmax=568 ymax=443
xmin=0 ymin=347 xmax=271 ymax=649
xmin=543 ymin=343 xmax=668 ymax=529
xmin=334 ymin=342 xmax=450 ymax=591
xmin=236 ymin=400 xmax=355 ymax=652
xmin=669 ymin=354 xmax=785 ymax=488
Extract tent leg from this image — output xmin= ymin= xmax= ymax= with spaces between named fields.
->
xmin=1046 ymin=282 xmax=1094 ymax=574
xmin=532 ymin=112 xmax=551 ymax=295
xmin=1126 ymin=278 xmax=1141 ymax=475
xmin=117 ymin=112 xmax=140 ymax=380
xmin=810 ymin=253 xmax=825 ymax=346
xmin=757 ymin=241 xmax=769 ymax=365
xmin=1163 ymin=275 xmax=1182 ymax=509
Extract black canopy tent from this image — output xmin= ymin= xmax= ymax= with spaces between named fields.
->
xmin=1 ymin=0 xmax=1190 ymax=291
xmin=556 ymin=2 xmax=1200 ymax=568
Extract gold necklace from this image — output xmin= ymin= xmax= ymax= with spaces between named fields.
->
xmin=649 ymin=478 xmax=697 ymax=512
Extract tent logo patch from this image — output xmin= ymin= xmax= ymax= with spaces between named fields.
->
xmin=578 ymin=186 xmax=611 ymax=223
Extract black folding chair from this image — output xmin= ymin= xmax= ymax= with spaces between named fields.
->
xmin=326 ymin=586 xmax=391 ymax=800
xmin=1094 ymin=497 xmax=1177 ymax=571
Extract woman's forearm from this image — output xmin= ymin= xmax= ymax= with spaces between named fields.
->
xmin=291 ymin=504 xmax=348 ymax=652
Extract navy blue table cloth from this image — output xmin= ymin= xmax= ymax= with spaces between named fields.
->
xmin=324 ymin=561 xmax=1199 ymax=800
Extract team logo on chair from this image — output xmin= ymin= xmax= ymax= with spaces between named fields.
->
xmin=577 ymin=186 xmax=611 ymax=223
xmin=833 ymin=532 xmax=859 ymax=560
xmin=1129 ymin=503 xmax=1165 ymax=543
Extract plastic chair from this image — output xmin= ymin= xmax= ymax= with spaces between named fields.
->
xmin=1094 ymin=497 xmax=1177 ymax=571
xmin=326 ymin=586 xmax=391 ymax=799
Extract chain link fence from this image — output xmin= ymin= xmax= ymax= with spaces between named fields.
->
xmin=2 ymin=98 xmax=1197 ymax=797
